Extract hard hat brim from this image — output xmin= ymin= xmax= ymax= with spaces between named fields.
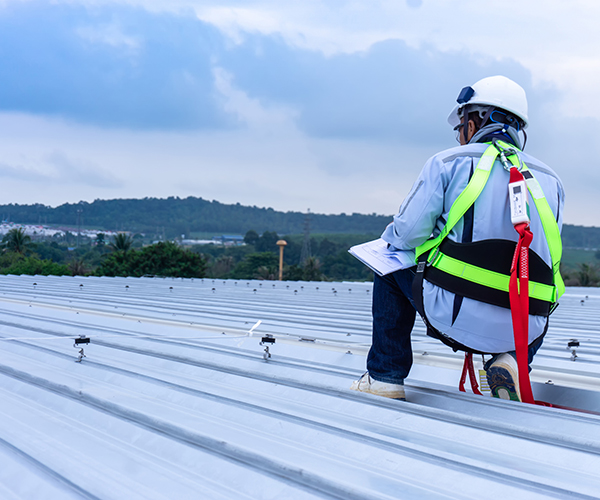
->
xmin=447 ymin=104 xmax=462 ymax=128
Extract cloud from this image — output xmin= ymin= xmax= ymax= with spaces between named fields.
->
xmin=0 ymin=2 xmax=231 ymax=130
xmin=0 ymin=0 xmax=563 ymax=149
xmin=45 ymin=150 xmax=123 ymax=188
xmin=220 ymin=35 xmax=534 ymax=150
xmin=0 ymin=149 xmax=121 ymax=188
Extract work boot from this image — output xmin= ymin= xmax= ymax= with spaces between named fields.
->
xmin=350 ymin=372 xmax=406 ymax=400
xmin=486 ymin=353 xmax=521 ymax=401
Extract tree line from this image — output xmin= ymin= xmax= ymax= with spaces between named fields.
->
xmin=0 ymin=197 xmax=391 ymax=238
xmin=3 ymin=197 xmax=598 ymax=248
xmin=0 ymin=228 xmax=206 ymax=279
xmin=2 ymin=224 xmax=600 ymax=285
xmin=0 ymin=227 xmax=375 ymax=281
xmin=196 ymin=231 xmax=375 ymax=282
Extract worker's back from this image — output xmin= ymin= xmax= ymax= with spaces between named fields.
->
xmin=419 ymin=142 xmax=564 ymax=352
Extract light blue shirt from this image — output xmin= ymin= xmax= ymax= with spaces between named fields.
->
xmin=382 ymin=142 xmax=564 ymax=353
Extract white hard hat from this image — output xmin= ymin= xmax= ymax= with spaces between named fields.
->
xmin=447 ymin=75 xmax=529 ymax=129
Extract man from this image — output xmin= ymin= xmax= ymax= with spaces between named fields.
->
xmin=351 ymin=76 xmax=564 ymax=402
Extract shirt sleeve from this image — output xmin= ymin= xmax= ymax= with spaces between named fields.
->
xmin=381 ymin=154 xmax=445 ymax=251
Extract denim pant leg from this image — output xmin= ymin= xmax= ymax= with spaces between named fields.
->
xmin=367 ymin=268 xmax=417 ymax=384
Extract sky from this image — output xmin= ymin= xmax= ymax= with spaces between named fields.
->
xmin=0 ymin=1 xmax=599 ymax=226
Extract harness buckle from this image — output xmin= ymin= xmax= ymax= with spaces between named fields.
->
xmin=493 ymin=138 xmax=523 ymax=172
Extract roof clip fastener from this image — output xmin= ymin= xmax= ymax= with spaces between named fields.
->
xmin=260 ymin=335 xmax=275 ymax=361
xmin=74 ymin=335 xmax=90 ymax=363
xmin=567 ymin=339 xmax=579 ymax=361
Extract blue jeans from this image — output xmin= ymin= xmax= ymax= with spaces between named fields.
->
xmin=367 ymin=268 xmax=544 ymax=384
xmin=367 ymin=268 xmax=417 ymax=384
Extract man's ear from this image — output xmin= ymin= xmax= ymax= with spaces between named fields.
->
xmin=467 ymin=120 xmax=477 ymax=141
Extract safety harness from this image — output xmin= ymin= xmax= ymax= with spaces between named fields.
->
xmin=411 ymin=140 xmax=564 ymax=404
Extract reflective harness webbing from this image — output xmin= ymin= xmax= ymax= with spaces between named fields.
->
xmin=415 ymin=142 xmax=564 ymax=306
xmin=428 ymin=251 xmax=555 ymax=302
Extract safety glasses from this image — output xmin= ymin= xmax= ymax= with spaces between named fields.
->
xmin=453 ymin=123 xmax=464 ymax=143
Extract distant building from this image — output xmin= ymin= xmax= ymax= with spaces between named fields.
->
xmin=212 ymin=235 xmax=245 ymax=246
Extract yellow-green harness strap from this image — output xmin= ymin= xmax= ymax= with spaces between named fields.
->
xmin=415 ymin=144 xmax=499 ymax=260
xmin=507 ymin=156 xmax=565 ymax=299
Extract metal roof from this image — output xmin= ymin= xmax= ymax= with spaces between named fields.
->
xmin=0 ymin=274 xmax=599 ymax=499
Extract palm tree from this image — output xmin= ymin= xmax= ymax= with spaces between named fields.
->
xmin=255 ymin=266 xmax=278 ymax=280
xmin=109 ymin=233 xmax=133 ymax=253
xmin=68 ymin=258 xmax=88 ymax=277
xmin=302 ymin=256 xmax=322 ymax=281
xmin=2 ymin=228 xmax=33 ymax=254
xmin=576 ymin=263 xmax=599 ymax=287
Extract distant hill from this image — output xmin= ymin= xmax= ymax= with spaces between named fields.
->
xmin=1 ymin=197 xmax=597 ymax=246
xmin=0 ymin=197 xmax=390 ymax=238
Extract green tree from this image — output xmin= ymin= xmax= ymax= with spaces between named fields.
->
xmin=302 ymin=256 xmax=323 ymax=281
xmin=231 ymin=252 xmax=278 ymax=279
xmin=68 ymin=258 xmax=89 ymax=276
xmin=97 ymin=241 xmax=207 ymax=278
xmin=109 ymin=233 xmax=133 ymax=253
xmin=318 ymin=238 xmax=339 ymax=257
xmin=0 ymin=255 xmax=69 ymax=276
xmin=255 ymin=231 xmax=280 ymax=252
xmin=95 ymin=233 xmax=106 ymax=247
xmin=207 ymin=255 xmax=235 ymax=278
xmin=34 ymin=241 xmax=68 ymax=263
xmin=576 ymin=263 xmax=599 ymax=287
xmin=244 ymin=229 xmax=259 ymax=246
xmin=283 ymin=264 xmax=305 ymax=281
xmin=2 ymin=228 xmax=33 ymax=254
xmin=255 ymin=265 xmax=278 ymax=280
xmin=321 ymin=250 xmax=372 ymax=281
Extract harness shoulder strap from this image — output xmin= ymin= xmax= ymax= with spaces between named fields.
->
xmin=514 ymin=163 xmax=565 ymax=300
xmin=415 ymin=145 xmax=499 ymax=262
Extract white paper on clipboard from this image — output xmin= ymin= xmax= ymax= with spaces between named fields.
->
xmin=348 ymin=238 xmax=416 ymax=276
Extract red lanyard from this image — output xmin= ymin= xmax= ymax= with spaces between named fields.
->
xmin=508 ymin=166 xmax=536 ymax=404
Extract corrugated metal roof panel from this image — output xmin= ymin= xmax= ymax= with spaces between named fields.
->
xmin=0 ymin=275 xmax=599 ymax=499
